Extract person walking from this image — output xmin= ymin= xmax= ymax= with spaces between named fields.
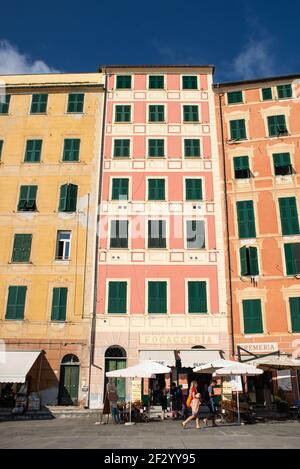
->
xmin=203 ymin=380 xmax=218 ymax=427
xmin=106 ymin=378 xmax=120 ymax=424
xmin=182 ymin=391 xmax=202 ymax=429
xmin=159 ymin=382 xmax=168 ymax=421
xmin=170 ymin=382 xmax=182 ymax=420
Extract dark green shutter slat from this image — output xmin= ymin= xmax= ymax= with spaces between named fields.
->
xmin=289 ymin=298 xmax=300 ymax=332
xmin=268 ymin=115 xmax=287 ymax=137
xmin=67 ymin=93 xmax=84 ymax=113
xmin=115 ymin=105 xmax=131 ymax=122
xmin=186 ymin=179 xmax=202 ymax=200
xmin=149 ymin=76 xmax=164 ymax=89
xmin=277 ymin=84 xmax=292 ymax=99
xmin=0 ymin=140 xmax=3 ymax=160
xmin=240 ymin=246 xmax=248 ymax=276
xmin=59 ymin=184 xmax=68 ymax=211
xmin=116 ymin=76 xmax=132 ymax=89
xmin=0 ymin=94 xmax=10 ymax=114
xmin=284 ymin=243 xmax=300 ymax=275
xmin=188 ymin=281 xmax=207 ymax=313
xmin=6 ymin=286 xmax=27 ymax=320
xmin=243 ymin=300 xmax=263 ymax=334
xmin=108 ymin=282 xmax=127 ymax=314
xmin=182 ymin=76 xmax=198 ymax=89
xmin=262 ymin=87 xmax=273 ymax=101
xmin=249 ymin=247 xmax=259 ymax=275
xmin=227 ymin=91 xmax=243 ymax=104
xmin=148 ymin=282 xmax=167 ymax=314
xmin=149 ymin=105 xmax=164 ymax=122
xmin=148 ymin=179 xmax=165 ymax=200
xmin=183 ymin=105 xmax=199 ymax=122
xmin=279 ymin=197 xmax=299 ymax=235
xmin=51 ymin=288 xmax=67 ymax=321
xmin=63 ymin=139 xmax=80 ymax=162
xmin=184 ymin=139 xmax=200 ymax=157
xmin=112 ymin=179 xmax=129 ymax=200
xmin=31 ymin=94 xmax=48 ymax=113
xmin=237 ymin=201 xmax=256 ymax=239
xmin=148 ymin=139 xmax=164 ymax=157
xmin=12 ymin=234 xmax=32 ymax=262
xmin=25 ymin=140 xmax=42 ymax=162
xmin=230 ymin=120 xmax=246 ymax=140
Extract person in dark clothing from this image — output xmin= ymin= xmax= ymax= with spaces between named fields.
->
xmin=203 ymin=380 xmax=217 ymax=427
xmin=170 ymin=382 xmax=182 ymax=419
xmin=159 ymin=383 xmax=168 ymax=421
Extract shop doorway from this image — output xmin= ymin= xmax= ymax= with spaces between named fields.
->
xmin=104 ymin=346 xmax=127 ymax=402
xmin=58 ymin=354 xmax=80 ymax=406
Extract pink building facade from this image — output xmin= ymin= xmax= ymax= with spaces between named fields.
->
xmin=90 ymin=66 xmax=229 ymax=408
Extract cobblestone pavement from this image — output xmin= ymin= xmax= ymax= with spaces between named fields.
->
xmin=0 ymin=418 xmax=299 ymax=449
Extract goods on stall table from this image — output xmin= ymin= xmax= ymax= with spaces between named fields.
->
xmin=28 ymin=393 xmax=40 ymax=411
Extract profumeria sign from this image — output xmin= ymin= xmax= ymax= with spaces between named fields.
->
xmin=238 ymin=342 xmax=279 ymax=354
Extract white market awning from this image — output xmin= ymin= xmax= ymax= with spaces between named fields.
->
xmin=139 ymin=350 xmax=175 ymax=367
xmin=247 ymin=355 xmax=300 ymax=370
xmin=180 ymin=350 xmax=222 ymax=368
xmin=0 ymin=351 xmax=42 ymax=383
xmin=106 ymin=361 xmax=171 ymax=378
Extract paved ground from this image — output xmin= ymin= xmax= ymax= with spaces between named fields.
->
xmin=0 ymin=418 xmax=300 ymax=449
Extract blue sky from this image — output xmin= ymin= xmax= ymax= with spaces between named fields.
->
xmin=0 ymin=0 xmax=299 ymax=81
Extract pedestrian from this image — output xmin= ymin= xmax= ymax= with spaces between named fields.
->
xmin=170 ymin=382 xmax=182 ymax=419
xmin=182 ymin=392 xmax=202 ymax=429
xmin=159 ymin=382 xmax=168 ymax=421
xmin=203 ymin=380 xmax=218 ymax=427
xmin=106 ymin=378 xmax=120 ymax=424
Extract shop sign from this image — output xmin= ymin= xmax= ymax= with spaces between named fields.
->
xmin=140 ymin=335 xmax=219 ymax=346
xmin=238 ymin=342 xmax=279 ymax=354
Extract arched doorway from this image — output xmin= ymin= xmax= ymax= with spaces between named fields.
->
xmin=104 ymin=346 xmax=127 ymax=402
xmin=58 ymin=354 xmax=80 ymax=406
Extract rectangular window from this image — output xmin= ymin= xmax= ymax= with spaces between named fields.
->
xmin=184 ymin=139 xmax=201 ymax=157
xmin=6 ymin=286 xmax=27 ymax=320
xmin=149 ymin=75 xmax=164 ymax=89
xmin=236 ymin=201 xmax=256 ymax=239
xmin=240 ymin=246 xmax=259 ymax=276
xmin=59 ymin=184 xmax=78 ymax=212
xmin=116 ymin=76 xmax=132 ymax=89
xmin=18 ymin=185 xmax=37 ymax=211
xmin=110 ymin=220 xmax=129 ymax=248
xmin=24 ymin=140 xmax=42 ymax=163
xmin=62 ymin=139 xmax=80 ymax=162
xmin=112 ymin=178 xmax=129 ymax=200
xmin=186 ymin=220 xmax=205 ymax=249
xmin=234 ymin=156 xmax=250 ymax=179
xmin=289 ymin=298 xmax=300 ymax=333
xmin=148 ymin=179 xmax=165 ymax=201
xmin=227 ymin=91 xmax=243 ymax=104
xmin=273 ymin=153 xmax=292 ymax=176
xmin=182 ymin=76 xmax=198 ymax=89
xmin=12 ymin=234 xmax=32 ymax=263
xmin=51 ymin=288 xmax=68 ymax=321
xmin=56 ymin=231 xmax=71 ymax=260
xmin=268 ymin=115 xmax=288 ymax=137
xmin=0 ymin=94 xmax=10 ymax=114
xmin=279 ymin=197 xmax=299 ymax=235
xmin=148 ymin=139 xmax=164 ymax=157
xmin=148 ymin=105 xmax=164 ymax=122
xmin=0 ymin=140 xmax=3 ymax=160
xmin=108 ymin=281 xmax=127 ymax=314
xmin=148 ymin=220 xmax=166 ymax=248
xmin=277 ymin=84 xmax=292 ymax=99
xmin=183 ymin=105 xmax=199 ymax=122
xmin=30 ymin=94 xmax=48 ymax=114
xmin=113 ymin=139 xmax=130 ymax=157
xmin=284 ymin=243 xmax=300 ymax=275
xmin=243 ymin=299 xmax=263 ymax=334
xmin=148 ymin=281 xmax=167 ymax=314
xmin=115 ymin=105 xmax=131 ymax=122
xmin=230 ymin=119 xmax=247 ymax=141
xmin=188 ymin=281 xmax=207 ymax=313
xmin=67 ymin=93 xmax=84 ymax=113
xmin=262 ymin=87 xmax=273 ymax=101
xmin=185 ymin=179 xmax=203 ymax=201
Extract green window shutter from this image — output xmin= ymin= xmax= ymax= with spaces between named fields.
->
xmin=108 ymin=282 xmax=127 ymax=314
xmin=230 ymin=120 xmax=246 ymax=140
xmin=12 ymin=234 xmax=32 ymax=262
xmin=149 ymin=105 xmax=164 ymax=122
xmin=268 ymin=115 xmax=288 ymax=137
xmin=277 ymin=84 xmax=292 ymax=99
xmin=0 ymin=140 xmax=3 ymax=160
xmin=240 ymin=247 xmax=259 ymax=276
xmin=240 ymin=246 xmax=248 ymax=276
xmin=279 ymin=197 xmax=299 ymax=235
xmin=116 ymin=76 xmax=132 ymax=89
xmin=284 ymin=243 xmax=300 ymax=275
xmin=289 ymin=298 xmax=300 ymax=333
xmin=67 ymin=184 xmax=78 ymax=212
xmin=24 ymin=140 xmax=42 ymax=162
xmin=148 ymin=179 xmax=165 ymax=200
xmin=115 ymin=105 xmax=131 ymax=122
xmin=67 ymin=93 xmax=84 ymax=113
xmin=188 ymin=281 xmax=207 ymax=313
xmin=234 ymin=156 xmax=250 ymax=178
xmin=6 ymin=286 xmax=27 ymax=320
xmin=148 ymin=281 xmax=167 ymax=314
xmin=148 ymin=139 xmax=164 ymax=157
xmin=59 ymin=184 xmax=68 ymax=211
xmin=114 ymin=139 xmax=130 ymax=157
xmin=18 ymin=185 xmax=37 ymax=211
xmin=183 ymin=105 xmax=199 ymax=122
xmin=243 ymin=300 xmax=263 ymax=334
xmin=0 ymin=94 xmax=10 ymax=114
xmin=182 ymin=76 xmax=198 ymax=89
xmin=149 ymin=75 xmax=164 ymax=89
xmin=184 ymin=139 xmax=201 ymax=157
xmin=112 ymin=178 xmax=129 ymax=200
xmin=185 ymin=179 xmax=203 ymax=201
xmin=51 ymin=288 xmax=67 ymax=321
xmin=262 ymin=88 xmax=273 ymax=101
xmin=249 ymin=247 xmax=259 ymax=275
xmin=30 ymin=94 xmax=48 ymax=113
xmin=63 ymin=139 xmax=80 ymax=162
xmin=227 ymin=91 xmax=243 ymax=104
xmin=236 ymin=201 xmax=256 ymax=239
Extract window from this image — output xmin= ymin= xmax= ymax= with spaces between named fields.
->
xmin=262 ymin=87 xmax=273 ymax=101
xmin=236 ymin=201 xmax=256 ymax=239
xmin=227 ymin=91 xmax=243 ymax=104
xmin=185 ymin=179 xmax=203 ymax=201
xmin=277 ymin=84 xmax=292 ymax=99
xmin=230 ymin=119 xmax=247 ymax=141
xmin=186 ymin=220 xmax=205 ymax=249
xmin=108 ymin=281 xmax=127 ymax=314
xmin=0 ymin=94 xmax=10 ymax=114
xmin=148 ymin=139 xmax=164 ymax=157
xmin=115 ymin=105 xmax=131 ymax=122
xmin=18 ymin=185 xmax=37 ymax=212
xmin=12 ymin=234 xmax=32 ymax=263
xmin=267 ymin=115 xmax=288 ymax=137
xmin=148 ymin=220 xmax=166 ymax=248
xmin=148 ymin=105 xmax=164 ymax=122
xmin=56 ymin=231 xmax=71 ymax=260
xmin=149 ymin=75 xmax=164 ymax=89
xmin=289 ymin=298 xmax=300 ymax=333
xmin=113 ymin=139 xmax=130 ymax=157
xmin=59 ymin=184 xmax=78 ymax=212
xmin=148 ymin=179 xmax=165 ymax=201
xmin=6 ymin=286 xmax=27 ymax=320
xmin=183 ymin=105 xmax=199 ymax=122
xmin=284 ymin=243 xmax=300 ymax=275
xmin=234 ymin=156 xmax=251 ymax=179
xmin=24 ymin=140 xmax=42 ymax=163
xmin=110 ymin=220 xmax=129 ymax=248
xmin=51 ymin=288 xmax=68 ymax=321
xmin=184 ymin=139 xmax=201 ymax=157
xmin=30 ymin=94 xmax=48 ymax=114
xmin=242 ymin=299 xmax=263 ymax=334
xmin=112 ymin=178 xmax=129 ymax=200
xmin=240 ymin=246 xmax=259 ymax=276
xmin=279 ymin=197 xmax=299 ymax=235
xmin=0 ymin=140 xmax=3 ymax=160
xmin=182 ymin=76 xmax=198 ymax=89
xmin=116 ymin=76 xmax=132 ymax=89
xmin=67 ymin=93 xmax=84 ymax=113
xmin=148 ymin=281 xmax=167 ymax=314
xmin=273 ymin=153 xmax=292 ymax=176
xmin=188 ymin=281 xmax=207 ymax=313
xmin=62 ymin=139 xmax=80 ymax=162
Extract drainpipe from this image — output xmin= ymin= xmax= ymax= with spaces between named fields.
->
xmin=87 ymin=73 xmax=108 ymax=408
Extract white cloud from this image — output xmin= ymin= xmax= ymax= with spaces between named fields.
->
xmin=233 ymin=39 xmax=275 ymax=80
xmin=0 ymin=39 xmax=60 ymax=74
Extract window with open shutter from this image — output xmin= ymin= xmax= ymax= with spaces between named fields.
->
xmin=18 ymin=186 xmax=37 ymax=211
xmin=289 ymin=298 xmax=300 ymax=333
xmin=230 ymin=119 xmax=247 ymax=141
xmin=148 ymin=179 xmax=165 ymax=200
xmin=108 ymin=282 xmax=127 ymax=314
xmin=51 ymin=288 xmax=68 ymax=321
xmin=268 ymin=115 xmax=288 ymax=137
xmin=63 ymin=139 xmax=80 ymax=162
xmin=279 ymin=197 xmax=299 ymax=235
xmin=234 ymin=156 xmax=250 ymax=179
xmin=30 ymin=94 xmax=48 ymax=113
xmin=112 ymin=178 xmax=129 ymax=200
xmin=6 ymin=286 xmax=27 ymax=320
xmin=184 ymin=139 xmax=201 ymax=157
xmin=0 ymin=140 xmax=3 ymax=160
xmin=273 ymin=153 xmax=292 ymax=176
xmin=148 ymin=281 xmax=167 ymax=314
xmin=236 ymin=201 xmax=256 ymax=239
xmin=67 ymin=93 xmax=84 ymax=113
xmin=188 ymin=281 xmax=207 ymax=313
xmin=243 ymin=299 xmax=263 ymax=334
xmin=59 ymin=184 xmax=78 ymax=212
xmin=12 ymin=234 xmax=32 ymax=263
xmin=24 ymin=140 xmax=42 ymax=162
xmin=0 ymin=94 xmax=10 ymax=114
xmin=277 ymin=84 xmax=292 ymax=99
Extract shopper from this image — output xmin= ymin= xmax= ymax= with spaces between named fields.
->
xmin=106 ymin=378 xmax=120 ymax=424
xmin=159 ymin=382 xmax=168 ymax=421
xmin=182 ymin=392 xmax=202 ymax=429
xmin=203 ymin=380 xmax=218 ymax=427
xmin=170 ymin=382 xmax=182 ymax=419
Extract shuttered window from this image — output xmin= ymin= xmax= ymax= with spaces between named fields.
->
xmin=273 ymin=153 xmax=292 ymax=176
xmin=112 ymin=178 xmax=129 ymax=200
xmin=110 ymin=220 xmax=129 ymax=248
xmin=184 ymin=139 xmax=201 ymax=157
xmin=148 ymin=281 xmax=167 ymax=314
xmin=230 ymin=119 xmax=247 ymax=141
xmin=0 ymin=94 xmax=10 ymax=114
xmin=149 ymin=75 xmax=164 ymax=89
xmin=227 ymin=91 xmax=243 ymax=104
xmin=113 ymin=139 xmax=130 ymax=157
xmin=24 ymin=140 xmax=42 ymax=162
xmin=183 ymin=105 xmax=199 ymax=122
xmin=149 ymin=105 xmax=164 ymax=122
xmin=234 ymin=156 xmax=250 ymax=179
xmin=186 ymin=220 xmax=205 ymax=249
xmin=148 ymin=220 xmax=166 ymax=248
xmin=240 ymin=246 xmax=259 ymax=276
xmin=115 ymin=105 xmax=131 ymax=122
xmin=108 ymin=281 xmax=127 ymax=314
xmin=243 ymin=299 xmax=263 ymax=334
xmin=116 ymin=76 xmax=132 ymax=89
xmin=279 ymin=197 xmax=299 ymax=235
xmin=59 ymin=184 xmax=78 ymax=212
xmin=12 ymin=234 xmax=32 ymax=263
xmin=182 ymin=76 xmax=198 ymax=89
xmin=268 ymin=115 xmax=288 ymax=137
xmin=67 ymin=93 xmax=84 ymax=113
xmin=62 ymin=139 xmax=80 ymax=162
xmin=0 ymin=140 xmax=3 ymax=160
xmin=262 ymin=87 xmax=273 ymax=101
xmin=236 ymin=201 xmax=256 ymax=239
xmin=148 ymin=179 xmax=165 ymax=200
xmin=51 ymin=288 xmax=68 ymax=321
xmin=284 ymin=243 xmax=300 ymax=275
xmin=148 ymin=139 xmax=164 ymax=157
xmin=6 ymin=286 xmax=27 ymax=320
xmin=30 ymin=94 xmax=48 ymax=113
xmin=185 ymin=179 xmax=203 ymax=201
xmin=277 ymin=84 xmax=292 ymax=99
xmin=18 ymin=185 xmax=37 ymax=211
xmin=188 ymin=281 xmax=207 ymax=313
xmin=289 ymin=298 xmax=300 ymax=333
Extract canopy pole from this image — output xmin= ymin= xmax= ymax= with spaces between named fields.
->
xmin=237 ymin=390 xmax=240 ymax=426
